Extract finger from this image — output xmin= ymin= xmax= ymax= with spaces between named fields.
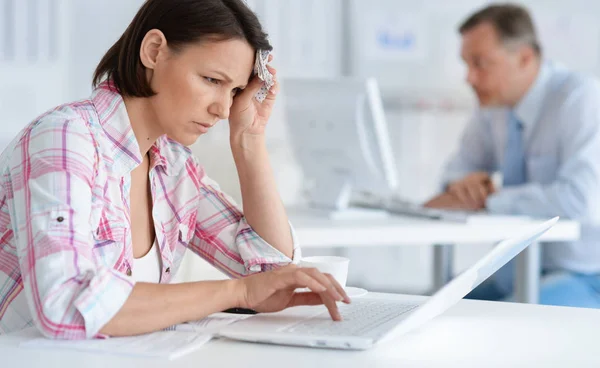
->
xmin=302 ymin=268 xmax=343 ymax=302
xmin=233 ymin=76 xmax=264 ymax=106
xmin=293 ymin=270 xmax=327 ymax=293
xmin=320 ymin=292 xmax=342 ymax=321
xmin=458 ymin=187 xmax=477 ymax=209
xmin=325 ymin=274 xmax=350 ymax=304
xmin=264 ymin=79 xmax=279 ymax=102
xmin=473 ymin=172 xmax=488 ymax=181
xmin=447 ymin=184 xmax=458 ymax=198
xmin=477 ymin=183 xmax=489 ymax=203
xmin=449 ymin=185 xmax=469 ymax=205
xmin=268 ymin=53 xmax=273 ymax=62
xmin=481 ymin=177 xmax=496 ymax=194
xmin=270 ymin=80 xmax=279 ymax=95
xmin=243 ymin=75 xmax=265 ymax=98
xmin=466 ymin=183 xmax=484 ymax=207
xmin=459 ymin=183 xmax=479 ymax=207
xmin=266 ymin=64 xmax=277 ymax=76
xmin=444 ymin=192 xmax=465 ymax=209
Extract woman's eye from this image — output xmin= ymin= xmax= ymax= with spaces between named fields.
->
xmin=205 ymin=77 xmax=220 ymax=85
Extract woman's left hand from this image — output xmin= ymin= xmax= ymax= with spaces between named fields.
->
xmin=229 ymin=56 xmax=279 ymax=138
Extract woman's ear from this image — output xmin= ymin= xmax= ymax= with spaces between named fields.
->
xmin=140 ymin=29 xmax=168 ymax=70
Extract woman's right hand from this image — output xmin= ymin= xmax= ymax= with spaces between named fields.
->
xmin=234 ymin=265 xmax=351 ymax=321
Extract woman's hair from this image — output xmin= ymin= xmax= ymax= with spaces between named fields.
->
xmin=93 ymin=0 xmax=272 ymax=97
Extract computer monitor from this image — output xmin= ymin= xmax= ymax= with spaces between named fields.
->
xmin=283 ymin=77 xmax=398 ymax=217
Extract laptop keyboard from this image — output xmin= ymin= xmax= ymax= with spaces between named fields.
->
xmin=282 ymin=299 xmax=420 ymax=337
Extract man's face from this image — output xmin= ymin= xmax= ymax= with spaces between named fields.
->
xmin=460 ymin=23 xmax=524 ymax=106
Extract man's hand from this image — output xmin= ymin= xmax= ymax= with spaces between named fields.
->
xmin=446 ymin=172 xmax=495 ymax=209
xmin=423 ymin=192 xmax=469 ymax=209
xmin=424 ymin=172 xmax=495 ymax=210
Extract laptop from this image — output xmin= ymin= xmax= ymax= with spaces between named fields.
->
xmin=218 ymin=217 xmax=559 ymax=350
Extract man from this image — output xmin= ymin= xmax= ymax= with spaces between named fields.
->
xmin=425 ymin=4 xmax=600 ymax=307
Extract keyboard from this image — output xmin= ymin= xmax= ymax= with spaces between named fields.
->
xmin=350 ymin=195 xmax=479 ymax=223
xmin=282 ymin=299 xmax=420 ymax=337
xmin=385 ymin=199 xmax=475 ymax=222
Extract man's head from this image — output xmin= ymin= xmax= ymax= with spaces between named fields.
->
xmin=459 ymin=4 xmax=541 ymax=107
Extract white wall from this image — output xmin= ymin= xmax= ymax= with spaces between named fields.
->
xmin=0 ymin=0 xmax=71 ymax=149
xmin=0 ymin=0 xmax=144 ymax=151
xmin=68 ymin=0 xmax=144 ymax=100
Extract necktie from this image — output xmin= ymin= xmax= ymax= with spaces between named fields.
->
xmin=492 ymin=111 xmax=527 ymax=296
xmin=502 ymin=112 xmax=526 ymax=186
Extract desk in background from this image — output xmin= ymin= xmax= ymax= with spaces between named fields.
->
xmin=2 ymin=293 xmax=599 ymax=367
xmin=287 ymin=209 xmax=581 ymax=304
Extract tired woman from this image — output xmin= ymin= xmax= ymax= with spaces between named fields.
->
xmin=0 ymin=0 xmax=348 ymax=339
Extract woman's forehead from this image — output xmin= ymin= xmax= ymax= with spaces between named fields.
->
xmin=181 ymin=38 xmax=254 ymax=80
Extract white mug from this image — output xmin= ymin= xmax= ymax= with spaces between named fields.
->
xmin=299 ymin=256 xmax=350 ymax=288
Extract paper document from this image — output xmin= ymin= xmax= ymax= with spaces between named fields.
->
xmin=164 ymin=312 xmax=252 ymax=333
xmin=20 ymin=331 xmax=212 ymax=360
xmin=19 ymin=313 xmax=251 ymax=359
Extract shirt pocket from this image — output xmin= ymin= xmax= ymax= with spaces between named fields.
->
xmin=527 ymin=155 xmax=558 ymax=185
xmin=92 ymin=208 xmax=128 ymax=269
xmin=157 ymin=212 xmax=196 ymax=283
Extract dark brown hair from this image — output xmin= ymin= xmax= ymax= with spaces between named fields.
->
xmin=93 ymin=0 xmax=272 ymax=97
xmin=459 ymin=3 xmax=541 ymax=56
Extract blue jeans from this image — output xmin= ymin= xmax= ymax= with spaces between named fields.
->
xmin=465 ymin=260 xmax=600 ymax=308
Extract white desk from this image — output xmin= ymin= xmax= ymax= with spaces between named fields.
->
xmin=2 ymin=293 xmax=599 ymax=367
xmin=288 ymin=209 xmax=581 ymax=303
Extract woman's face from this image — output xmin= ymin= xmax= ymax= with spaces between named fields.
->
xmin=143 ymin=33 xmax=255 ymax=146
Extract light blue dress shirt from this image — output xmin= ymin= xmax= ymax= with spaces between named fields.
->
xmin=442 ymin=61 xmax=600 ymax=274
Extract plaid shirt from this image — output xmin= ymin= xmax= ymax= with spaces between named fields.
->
xmin=0 ymin=82 xmax=299 ymax=339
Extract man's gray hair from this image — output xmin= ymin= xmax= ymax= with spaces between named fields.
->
xmin=459 ymin=3 xmax=541 ymax=56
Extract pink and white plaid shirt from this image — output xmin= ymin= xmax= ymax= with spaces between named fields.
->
xmin=0 ymin=82 xmax=299 ymax=339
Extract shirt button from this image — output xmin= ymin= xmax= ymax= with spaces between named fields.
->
xmin=165 ymin=267 xmax=171 ymax=274
xmin=57 ymin=216 xmax=64 ymax=223
xmin=126 ymin=267 xmax=132 ymax=276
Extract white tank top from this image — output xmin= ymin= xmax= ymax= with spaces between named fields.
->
xmin=132 ymin=239 xmax=162 ymax=283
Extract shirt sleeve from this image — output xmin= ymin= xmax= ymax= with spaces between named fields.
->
xmin=440 ymin=111 xmax=496 ymax=190
xmin=7 ymin=116 xmax=134 ymax=339
xmin=487 ymin=81 xmax=600 ymax=221
xmin=186 ymin=164 xmax=300 ymax=278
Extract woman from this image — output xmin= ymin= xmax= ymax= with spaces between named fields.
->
xmin=0 ymin=0 xmax=348 ymax=339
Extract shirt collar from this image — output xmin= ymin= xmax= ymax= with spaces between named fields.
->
xmin=90 ymin=81 xmax=190 ymax=176
xmin=513 ymin=61 xmax=552 ymax=128
xmin=150 ymin=135 xmax=191 ymax=176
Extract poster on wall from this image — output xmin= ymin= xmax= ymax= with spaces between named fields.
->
xmin=362 ymin=10 xmax=430 ymax=62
